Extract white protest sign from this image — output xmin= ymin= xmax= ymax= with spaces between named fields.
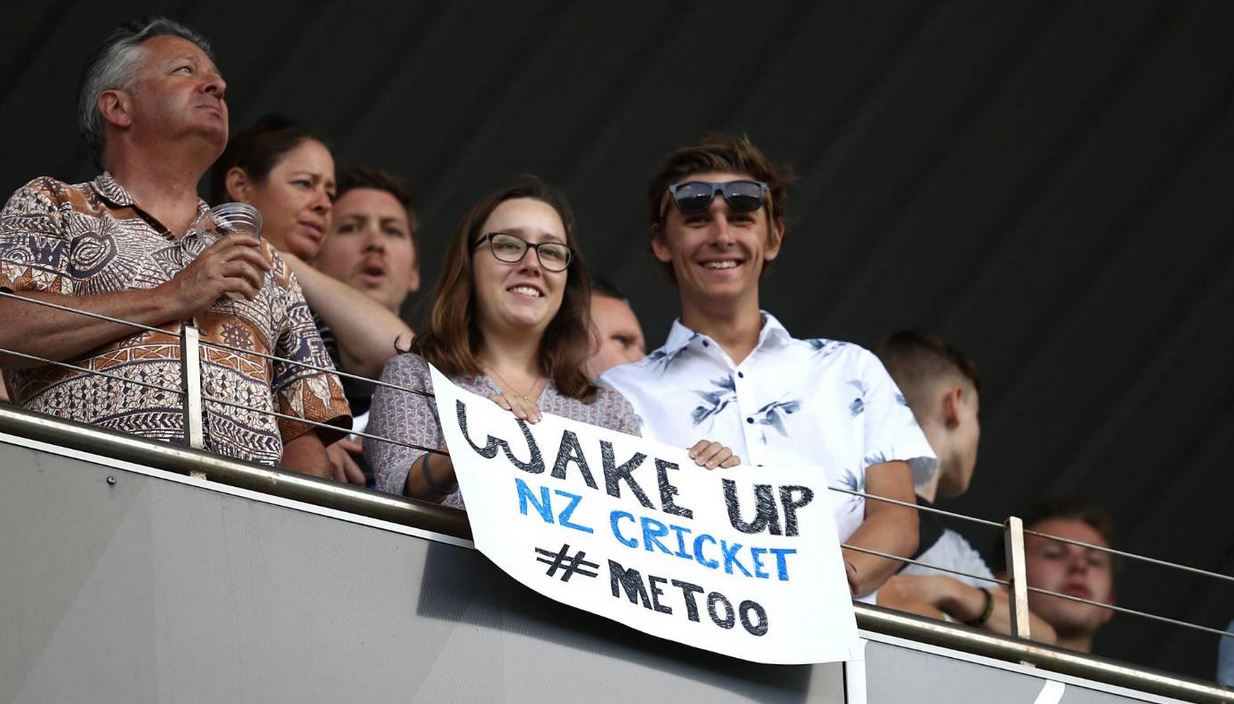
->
xmin=430 ymin=365 xmax=861 ymax=665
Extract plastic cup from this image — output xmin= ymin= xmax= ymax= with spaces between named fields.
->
xmin=208 ymin=202 xmax=263 ymax=300
xmin=209 ymin=201 xmax=262 ymax=239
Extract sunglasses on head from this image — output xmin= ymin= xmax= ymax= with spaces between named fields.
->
xmin=665 ymin=179 xmax=769 ymax=215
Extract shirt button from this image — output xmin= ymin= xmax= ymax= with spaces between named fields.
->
xmin=746 ymin=417 xmax=753 ymax=424
xmin=702 ymin=340 xmax=710 ymax=347
xmin=737 ymin=371 xmax=745 ymax=379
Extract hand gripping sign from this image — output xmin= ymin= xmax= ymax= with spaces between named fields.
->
xmin=430 ymin=366 xmax=861 ymax=665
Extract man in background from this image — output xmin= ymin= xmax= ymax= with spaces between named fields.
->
xmin=313 ymin=166 xmax=421 ymax=483
xmin=586 ymin=279 xmax=645 ymax=378
xmin=1006 ymin=499 xmax=1117 ymax=652
xmin=876 ymin=331 xmax=1054 ymax=640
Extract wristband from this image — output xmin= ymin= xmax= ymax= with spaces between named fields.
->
xmin=965 ymin=587 xmax=994 ymax=627
xmin=419 ymin=453 xmax=457 ymax=496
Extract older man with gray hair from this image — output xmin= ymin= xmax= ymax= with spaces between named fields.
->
xmin=0 ymin=18 xmax=350 ymax=477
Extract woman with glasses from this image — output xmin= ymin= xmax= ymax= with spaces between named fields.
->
xmin=365 ymin=177 xmax=738 ymax=506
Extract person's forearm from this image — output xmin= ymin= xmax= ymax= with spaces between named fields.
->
xmin=844 ymin=511 xmax=918 ymax=597
xmin=403 ymin=452 xmax=457 ymax=501
xmin=279 ymin=429 xmax=334 ymax=479
xmin=0 ymin=288 xmax=182 ymax=368
xmin=283 ymin=256 xmax=412 ymax=379
xmin=879 ymin=576 xmax=950 ymax=619
xmin=932 ymin=578 xmax=993 ymax=625
xmin=886 ymin=575 xmax=1058 ymax=642
xmin=844 ymin=461 xmax=918 ymax=597
xmin=978 ymin=588 xmax=1057 ymax=643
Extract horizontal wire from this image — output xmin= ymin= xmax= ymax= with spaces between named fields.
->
xmin=828 ymin=485 xmax=1004 ymax=529
xmin=197 ymin=336 xmax=435 ymax=401
xmin=199 ymin=392 xmax=448 ymax=457
xmin=0 ymin=345 xmax=443 ymax=457
xmin=0 ymin=287 xmax=170 ymax=335
xmin=1023 ymin=528 xmax=1234 ymax=586
xmin=0 ymin=346 xmax=184 ymax=396
xmin=0 ymin=346 xmax=1007 ymax=574
xmin=0 ymin=270 xmax=435 ymax=402
xmin=840 ymin=543 xmax=1009 ymax=587
xmin=1025 ymin=585 xmax=1234 ymax=639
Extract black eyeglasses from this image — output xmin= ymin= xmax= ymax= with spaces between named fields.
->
xmin=474 ymin=232 xmax=574 ymax=272
xmin=666 ymin=180 xmax=769 ymax=215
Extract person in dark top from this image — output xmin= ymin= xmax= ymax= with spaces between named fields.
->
xmin=313 ymin=167 xmax=423 ymax=485
xmin=876 ymin=331 xmax=1054 ymax=641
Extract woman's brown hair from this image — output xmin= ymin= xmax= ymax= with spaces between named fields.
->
xmin=410 ymin=176 xmax=597 ymax=402
xmin=208 ymin=114 xmax=327 ymax=204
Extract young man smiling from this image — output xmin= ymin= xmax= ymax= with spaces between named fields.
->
xmin=601 ymin=134 xmax=936 ymax=599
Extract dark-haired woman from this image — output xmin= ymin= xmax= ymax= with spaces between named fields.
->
xmin=212 ymin=116 xmax=413 ymax=378
xmin=211 ymin=116 xmax=413 ymax=484
xmin=365 ymin=178 xmax=738 ymax=506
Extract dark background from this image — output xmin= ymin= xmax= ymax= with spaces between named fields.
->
xmin=5 ymin=0 xmax=1233 ymax=682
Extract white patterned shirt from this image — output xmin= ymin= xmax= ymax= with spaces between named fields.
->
xmin=600 ymin=313 xmax=936 ymax=544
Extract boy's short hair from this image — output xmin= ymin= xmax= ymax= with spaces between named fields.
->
xmin=876 ymin=330 xmax=981 ymax=414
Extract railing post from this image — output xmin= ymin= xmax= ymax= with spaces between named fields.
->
xmin=1003 ymin=515 xmax=1032 ymax=641
xmin=179 ymin=322 xmax=206 ymax=478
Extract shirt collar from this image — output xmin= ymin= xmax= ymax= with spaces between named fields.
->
xmin=661 ymin=319 xmax=703 ymax=357
xmin=756 ymin=311 xmax=793 ymax=348
xmin=91 ymin=172 xmax=137 ymax=208
xmin=661 ymin=310 xmax=793 ymax=357
xmin=90 ymin=171 xmax=212 ymax=227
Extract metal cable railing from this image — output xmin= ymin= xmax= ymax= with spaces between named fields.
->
xmin=840 ymin=543 xmax=1010 ymax=587
xmin=827 ymin=484 xmax=1005 ymax=528
xmin=1023 ymin=527 xmax=1234 ymax=586
xmin=198 ymin=388 xmax=446 ymax=457
xmin=0 ymin=347 xmax=185 ymax=397
xmin=2 ymin=401 xmax=1229 ymax=703
xmin=1023 ymin=584 xmax=1234 ymax=639
xmin=196 ymin=336 xmax=435 ymax=401
xmin=0 ymin=287 xmax=436 ymax=401
xmin=830 ymin=483 xmax=1234 ymax=640
xmin=839 ymin=525 xmax=1234 ymax=641
xmin=0 ymin=287 xmax=173 ymax=336
xmin=2 ymin=286 xmax=1233 ymax=694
